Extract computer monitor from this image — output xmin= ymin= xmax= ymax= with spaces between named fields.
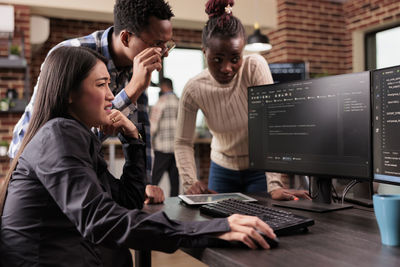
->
xmin=248 ymin=71 xmax=372 ymax=212
xmin=373 ymin=65 xmax=400 ymax=186
xmin=268 ymin=62 xmax=308 ymax=84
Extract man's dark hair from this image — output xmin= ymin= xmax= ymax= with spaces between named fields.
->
xmin=114 ymin=0 xmax=174 ymax=35
xmin=159 ymin=78 xmax=173 ymax=90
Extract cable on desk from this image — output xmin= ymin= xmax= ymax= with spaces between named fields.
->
xmin=341 ymin=180 xmax=359 ymax=205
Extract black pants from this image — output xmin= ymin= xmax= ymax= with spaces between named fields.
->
xmin=152 ymin=151 xmax=179 ymax=196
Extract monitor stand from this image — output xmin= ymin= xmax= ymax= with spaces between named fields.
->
xmin=272 ymin=176 xmax=353 ymax=213
xmin=333 ymin=181 xmax=373 ymax=207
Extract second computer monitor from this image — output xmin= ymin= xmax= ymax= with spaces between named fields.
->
xmin=248 ymin=71 xmax=372 ymax=180
xmin=373 ymin=65 xmax=400 ymax=185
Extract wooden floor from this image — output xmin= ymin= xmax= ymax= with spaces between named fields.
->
xmin=131 ymin=250 xmax=207 ymax=267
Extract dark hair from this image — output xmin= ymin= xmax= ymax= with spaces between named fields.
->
xmin=202 ymin=0 xmax=246 ymax=48
xmin=113 ymin=0 xmax=174 ymax=35
xmin=159 ymin=77 xmax=173 ymax=90
xmin=0 ymin=47 xmax=107 ymax=215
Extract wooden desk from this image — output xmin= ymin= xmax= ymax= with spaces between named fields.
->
xmin=140 ymin=195 xmax=400 ymax=267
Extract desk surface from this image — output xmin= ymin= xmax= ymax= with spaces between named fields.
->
xmin=142 ymin=195 xmax=400 ymax=267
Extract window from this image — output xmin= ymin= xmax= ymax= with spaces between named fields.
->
xmin=148 ymin=70 xmax=160 ymax=106
xmin=148 ymin=47 xmax=206 ymax=127
xmin=163 ymin=48 xmax=204 ymax=98
xmin=366 ymin=25 xmax=400 ymax=70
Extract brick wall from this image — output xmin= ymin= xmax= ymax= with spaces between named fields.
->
xmin=264 ymin=0 xmax=350 ymax=76
xmin=30 ymin=18 xmax=112 ymax=92
xmin=0 ymin=5 xmax=30 ymax=99
xmin=0 ymin=5 xmax=30 ymax=177
xmin=345 ymin=0 xmax=400 ymax=31
xmin=0 ymin=5 xmax=30 ymax=60
xmin=263 ymin=0 xmax=400 ymax=76
xmin=344 ymin=0 xmax=400 ymax=69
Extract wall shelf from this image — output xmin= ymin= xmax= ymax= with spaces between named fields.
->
xmin=0 ymin=98 xmax=28 ymax=113
xmin=0 ymin=57 xmax=27 ymax=69
xmin=0 ymin=56 xmax=30 ymax=100
xmin=0 ymin=33 xmax=30 ymax=100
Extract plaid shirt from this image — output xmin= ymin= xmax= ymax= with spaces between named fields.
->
xmin=8 ymin=27 xmax=152 ymax=182
xmin=150 ymin=92 xmax=179 ymax=153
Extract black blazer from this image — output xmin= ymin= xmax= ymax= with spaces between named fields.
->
xmin=0 ymin=118 xmax=229 ymax=267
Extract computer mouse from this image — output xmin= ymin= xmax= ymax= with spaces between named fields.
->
xmin=228 ymin=232 xmax=279 ymax=249
xmin=256 ymin=230 xmax=279 ymax=248
xmin=262 ymin=235 xmax=280 ymax=249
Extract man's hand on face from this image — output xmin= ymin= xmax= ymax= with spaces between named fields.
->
xmin=125 ymin=47 xmax=162 ymax=103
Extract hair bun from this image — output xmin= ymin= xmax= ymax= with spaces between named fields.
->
xmin=205 ymin=0 xmax=235 ymax=19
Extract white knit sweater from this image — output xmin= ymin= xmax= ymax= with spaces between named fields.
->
xmin=175 ymin=54 xmax=275 ymax=192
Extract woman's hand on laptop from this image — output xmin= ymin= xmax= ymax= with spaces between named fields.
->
xmin=185 ymin=181 xmax=217 ymax=195
xmin=217 ymin=214 xmax=276 ymax=249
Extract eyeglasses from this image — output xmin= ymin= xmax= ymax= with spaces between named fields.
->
xmin=148 ymin=38 xmax=175 ymax=56
xmin=129 ymin=31 xmax=176 ymax=55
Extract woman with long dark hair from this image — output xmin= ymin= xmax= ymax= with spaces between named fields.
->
xmin=0 ymin=46 xmax=275 ymax=266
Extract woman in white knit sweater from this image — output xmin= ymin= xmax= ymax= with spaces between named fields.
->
xmin=175 ymin=0 xmax=310 ymax=200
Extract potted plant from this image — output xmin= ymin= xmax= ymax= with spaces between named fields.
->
xmin=9 ymin=44 xmax=21 ymax=60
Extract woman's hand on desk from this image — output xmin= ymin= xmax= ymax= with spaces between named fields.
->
xmin=217 ymin=214 xmax=276 ymax=249
xmin=185 ymin=181 xmax=217 ymax=195
xmin=270 ymin=188 xmax=311 ymax=201
xmin=144 ymin=185 xmax=165 ymax=204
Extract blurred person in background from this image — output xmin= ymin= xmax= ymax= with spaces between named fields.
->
xmin=150 ymin=78 xmax=180 ymax=196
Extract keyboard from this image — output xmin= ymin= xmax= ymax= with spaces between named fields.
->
xmin=200 ymin=199 xmax=314 ymax=235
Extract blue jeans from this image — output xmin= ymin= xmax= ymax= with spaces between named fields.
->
xmin=208 ymin=161 xmax=267 ymax=193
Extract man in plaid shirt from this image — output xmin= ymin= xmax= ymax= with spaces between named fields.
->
xmin=150 ymin=78 xmax=180 ymax=196
xmin=9 ymin=0 xmax=173 ymax=204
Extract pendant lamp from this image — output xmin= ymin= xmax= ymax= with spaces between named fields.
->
xmin=245 ymin=22 xmax=272 ymax=52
